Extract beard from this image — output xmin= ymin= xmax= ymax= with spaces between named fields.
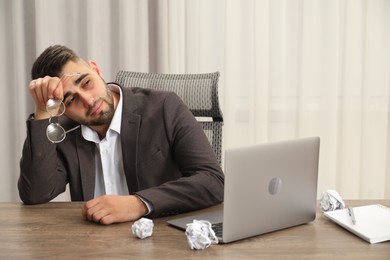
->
xmin=78 ymin=86 xmax=115 ymax=126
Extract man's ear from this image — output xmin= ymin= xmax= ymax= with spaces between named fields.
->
xmin=88 ymin=60 xmax=104 ymax=79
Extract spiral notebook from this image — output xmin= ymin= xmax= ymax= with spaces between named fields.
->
xmin=324 ymin=204 xmax=390 ymax=244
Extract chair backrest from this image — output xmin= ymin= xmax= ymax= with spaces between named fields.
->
xmin=115 ymin=71 xmax=224 ymax=165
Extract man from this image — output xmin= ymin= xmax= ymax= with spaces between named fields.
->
xmin=19 ymin=45 xmax=224 ymax=225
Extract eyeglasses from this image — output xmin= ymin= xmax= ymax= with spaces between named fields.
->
xmin=45 ymin=73 xmax=81 ymax=143
xmin=46 ymin=99 xmax=80 ymax=143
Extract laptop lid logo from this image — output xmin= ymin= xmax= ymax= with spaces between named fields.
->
xmin=268 ymin=177 xmax=282 ymax=195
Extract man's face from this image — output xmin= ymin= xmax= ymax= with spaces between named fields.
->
xmin=59 ymin=60 xmax=115 ymax=126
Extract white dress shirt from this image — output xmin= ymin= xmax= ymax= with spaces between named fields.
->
xmin=81 ymin=84 xmax=129 ymax=198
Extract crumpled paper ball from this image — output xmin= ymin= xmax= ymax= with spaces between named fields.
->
xmin=320 ymin=189 xmax=345 ymax=212
xmin=185 ymin=220 xmax=218 ymax=250
xmin=131 ymin=218 xmax=154 ymax=239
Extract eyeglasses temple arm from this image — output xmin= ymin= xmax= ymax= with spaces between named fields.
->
xmin=64 ymin=125 xmax=81 ymax=134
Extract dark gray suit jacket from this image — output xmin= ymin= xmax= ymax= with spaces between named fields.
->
xmin=19 ymin=85 xmax=224 ymax=218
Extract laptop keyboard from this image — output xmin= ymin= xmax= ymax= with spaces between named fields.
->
xmin=211 ymin=222 xmax=223 ymax=237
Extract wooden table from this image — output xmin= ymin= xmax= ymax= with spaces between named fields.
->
xmin=0 ymin=200 xmax=389 ymax=259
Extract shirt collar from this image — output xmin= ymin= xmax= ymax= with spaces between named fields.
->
xmin=108 ymin=84 xmax=123 ymax=134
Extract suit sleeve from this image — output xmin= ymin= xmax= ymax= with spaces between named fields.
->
xmin=135 ymin=93 xmax=224 ymax=217
xmin=18 ymin=116 xmax=68 ymax=204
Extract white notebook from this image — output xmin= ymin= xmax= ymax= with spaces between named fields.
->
xmin=324 ymin=204 xmax=390 ymax=244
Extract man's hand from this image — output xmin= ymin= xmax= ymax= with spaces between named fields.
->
xmin=81 ymin=195 xmax=148 ymax=225
xmin=28 ymin=76 xmax=64 ymax=120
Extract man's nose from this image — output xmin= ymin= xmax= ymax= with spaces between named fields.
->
xmin=78 ymin=91 xmax=94 ymax=107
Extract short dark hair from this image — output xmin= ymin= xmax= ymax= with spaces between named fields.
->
xmin=31 ymin=45 xmax=80 ymax=79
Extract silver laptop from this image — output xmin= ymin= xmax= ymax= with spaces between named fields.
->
xmin=167 ymin=136 xmax=320 ymax=243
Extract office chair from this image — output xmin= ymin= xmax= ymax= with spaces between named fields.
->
xmin=115 ymin=71 xmax=224 ymax=166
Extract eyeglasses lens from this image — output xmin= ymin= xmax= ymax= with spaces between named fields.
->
xmin=46 ymin=99 xmax=66 ymax=143
xmin=46 ymin=122 xmax=66 ymax=143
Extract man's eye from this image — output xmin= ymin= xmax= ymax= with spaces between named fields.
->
xmin=65 ymin=96 xmax=77 ymax=106
xmin=82 ymin=79 xmax=90 ymax=88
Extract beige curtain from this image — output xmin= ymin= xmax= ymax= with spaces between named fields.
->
xmin=0 ymin=0 xmax=389 ymax=202
xmin=223 ymin=0 xmax=390 ymax=199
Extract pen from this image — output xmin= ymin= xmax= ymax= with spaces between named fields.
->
xmin=348 ymin=207 xmax=356 ymax=225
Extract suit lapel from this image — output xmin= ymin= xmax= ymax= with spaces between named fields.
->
xmin=76 ymin=131 xmax=96 ymax=200
xmin=120 ymin=86 xmax=141 ymax=193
